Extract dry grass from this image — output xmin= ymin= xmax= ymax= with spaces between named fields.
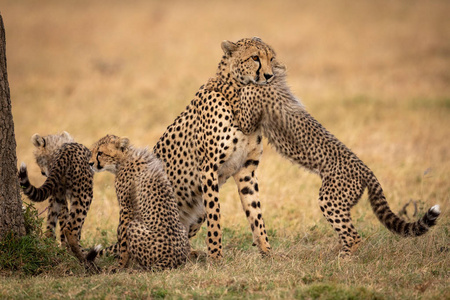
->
xmin=1 ymin=0 xmax=449 ymax=298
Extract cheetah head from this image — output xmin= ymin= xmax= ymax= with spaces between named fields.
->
xmin=221 ymin=37 xmax=285 ymax=86
xmin=89 ymin=135 xmax=130 ymax=174
xmin=31 ymin=131 xmax=74 ymax=177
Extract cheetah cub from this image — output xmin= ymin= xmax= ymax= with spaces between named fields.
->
xmin=18 ymin=131 xmax=94 ymax=263
xmin=232 ymin=67 xmax=441 ymax=257
xmin=88 ymin=135 xmax=190 ymax=270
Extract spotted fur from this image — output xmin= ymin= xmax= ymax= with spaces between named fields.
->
xmin=232 ymin=64 xmax=441 ymax=257
xmin=88 ymin=135 xmax=190 ymax=270
xmin=152 ymin=37 xmax=285 ymax=260
xmin=18 ymin=132 xmax=94 ymax=263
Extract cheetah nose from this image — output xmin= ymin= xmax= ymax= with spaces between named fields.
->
xmin=89 ymin=162 xmax=94 ymax=167
xmin=264 ymin=73 xmax=273 ymax=81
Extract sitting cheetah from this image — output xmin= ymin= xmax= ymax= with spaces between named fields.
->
xmin=88 ymin=135 xmax=190 ymax=270
xmin=18 ymin=132 xmax=94 ymax=263
xmin=152 ymin=37 xmax=286 ymax=259
xmin=231 ymin=61 xmax=441 ymax=257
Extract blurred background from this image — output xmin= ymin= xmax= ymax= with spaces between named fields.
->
xmin=1 ymin=0 xmax=448 ymax=244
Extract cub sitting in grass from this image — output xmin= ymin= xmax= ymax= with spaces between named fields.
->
xmin=18 ymin=131 xmax=94 ymax=264
xmin=87 ymin=135 xmax=190 ymax=271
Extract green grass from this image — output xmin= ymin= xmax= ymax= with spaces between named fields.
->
xmin=1 ymin=0 xmax=449 ymax=298
xmin=0 ymin=203 xmax=80 ymax=276
xmin=1 ymin=205 xmax=448 ymax=298
xmin=1 ymin=233 xmax=448 ymax=298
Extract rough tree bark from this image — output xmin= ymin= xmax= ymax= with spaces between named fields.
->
xmin=0 ymin=12 xmax=25 ymax=238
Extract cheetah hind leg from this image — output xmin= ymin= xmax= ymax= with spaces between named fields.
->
xmin=64 ymin=228 xmax=100 ymax=273
xmin=63 ymin=227 xmax=85 ymax=262
xmin=43 ymin=198 xmax=59 ymax=240
xmin=318 ymin=186 xmax=362 ymax=258
xmin=57 ymin=200 xmax=69 ymax=248
xmin=128 ymin=220 xmax=190 ymax=270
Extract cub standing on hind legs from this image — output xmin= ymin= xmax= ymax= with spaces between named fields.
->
xmin=18 ymin=131 xmax=94 ymax=264
xmin=152 ymin=37 xmax=287 ymax=260
xmin=230 ymin=56 xmax=441 ymax=257
xmin=88 ymin=135 xmax=190 ymax=270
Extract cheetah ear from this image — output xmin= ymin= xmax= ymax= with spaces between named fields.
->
xmin=61 ymin=131 xmax=72 ymax=140
xmin=118 ymin=137 xmax=129 ymax=152
xmin=31 ymin=133 xmax=46 ymax=148
xmin=252 ymin=36 xmax=262 ymax=43
xmin=221 ymin=40 xmax=237 ymax=56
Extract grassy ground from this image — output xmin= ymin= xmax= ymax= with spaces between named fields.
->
xmin=1 ymin=0 xmax=449 ymax=298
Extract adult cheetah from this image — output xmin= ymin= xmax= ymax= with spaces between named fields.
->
xmin=88 ymin=135 xmax=190 ymax=270
xmin=231 ymin=64 xmax=441 ymax=257
xmin=18 ymin=132 xmax=94 ymax=263
xmin=153 ymin=37 xmax=285 ymax=259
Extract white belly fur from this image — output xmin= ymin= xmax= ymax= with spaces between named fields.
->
xmin=180 ymin=131 xmax=261 ymax=229
xmin=218 ymin=131 xmax=261 ymax=186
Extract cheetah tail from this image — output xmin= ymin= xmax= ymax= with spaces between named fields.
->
xmin=18 ymin=163 xmax=31 ymax=190
xmin=86 ymin=245 xmax=102 ymax=262
xmin=98 ymin=243 xmax=119 ymax=258
xmin=367 ymin=172 xmax=441 ymax=237
xmin=19 ymin=162 xmax=63 ymax=202
xmin=18 ymin=162 xmax=55 ymax=202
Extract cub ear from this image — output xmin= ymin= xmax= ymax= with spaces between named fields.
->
xmin=221 ymin=40 xmax=237 ymax=56
xmin=118 ymin=137 xmax=130 ymax=152
xmin=31 ymin=134 xmax=46 ymax=148
xmin=252 ymin=36 xmax=262 ymax=43
xmin=61 ymin=131 xmax=73 ymax=140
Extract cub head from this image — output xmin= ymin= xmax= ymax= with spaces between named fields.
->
xmin=221 ymin=37 xmax=285 ymax=86
xmin=31 ymin=131 xmax=74 ymax=177
xmin=89 ymin=135 xmax=130 ymax=174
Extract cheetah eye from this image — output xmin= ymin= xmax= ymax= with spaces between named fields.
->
xmin=251 ymin=55 xmax=259 ymax=61
xmin=97 ymin=151 xmax=103 ymax=156
xmin=270 ymin=57 xmax=274 ymax=62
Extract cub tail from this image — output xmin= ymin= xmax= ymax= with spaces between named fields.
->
xmin=86 ymin=244 xmax=103 ymax=262
xmin=18 ymin=162 xmax=59 ymax=202
xmin=86 ymin=243 xmax=119 ymax=261
xmin=367 ymin=172 xmax=440 ymax=237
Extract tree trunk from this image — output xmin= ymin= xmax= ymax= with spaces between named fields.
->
xmin=0 ymin=13 xmax=25 ymax=238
